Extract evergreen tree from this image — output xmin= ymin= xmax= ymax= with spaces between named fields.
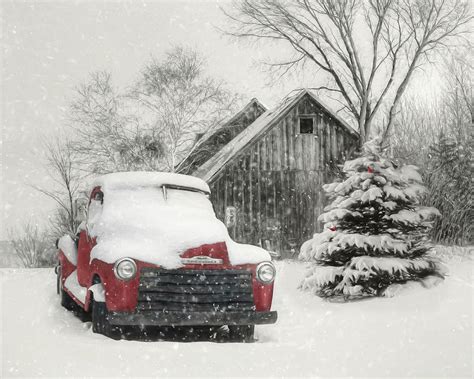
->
xmin=299 ymin=138 xmax=444 ymax=300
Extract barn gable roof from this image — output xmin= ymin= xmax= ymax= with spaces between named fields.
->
xmin=192 ymin=88 xmax=358 ymax=182
xmin=176 ymin=98 xmax=267 ymax=174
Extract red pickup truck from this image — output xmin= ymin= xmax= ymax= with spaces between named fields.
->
xmin=56 ymin=172 xmax=277 ymax=340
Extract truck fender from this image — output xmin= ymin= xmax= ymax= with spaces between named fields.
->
xmin=58 ymin=235 xmax=78 ymax=266
xmin=88 ymin=283 xmax=105 ymax=303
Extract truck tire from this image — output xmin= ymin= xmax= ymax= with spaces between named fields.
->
xmin=228 ymin=325 xmax=255 ymax=342
xmin=91 ymin=298 xmax=122 ymax=340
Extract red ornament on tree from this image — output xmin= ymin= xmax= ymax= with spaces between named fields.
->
xmin=329 ymin=225 xmax=337 ymax=231
xmin=367 ymin=165 xmax=374 ymax=173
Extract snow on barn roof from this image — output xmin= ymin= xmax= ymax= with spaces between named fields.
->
xmin=193 ymin=88 xmax=359 ymax=182
xmin=176 ymin=98 xmax=267 ymax=174
xmin=93 ymin=171 xmax=210 ymax=193
xmin=184 ymin=98 xmax=267 ymax=157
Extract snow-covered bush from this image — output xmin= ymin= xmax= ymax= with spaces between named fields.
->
xmin=299 ymin=138 xmax=445 ymax=300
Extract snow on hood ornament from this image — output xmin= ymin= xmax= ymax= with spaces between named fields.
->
xmin=181 ymin=255 xmax=223 ymax=265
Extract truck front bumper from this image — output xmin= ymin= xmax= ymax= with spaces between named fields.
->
xmin=108 ymin=310 xmax=278 ymax=326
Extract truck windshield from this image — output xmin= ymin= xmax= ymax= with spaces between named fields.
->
xmin=161 ymin=186 xmax=214 ymax=216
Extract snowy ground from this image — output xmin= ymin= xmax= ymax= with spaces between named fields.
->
xmin=1 ymin=254 xmax=472 ymax=378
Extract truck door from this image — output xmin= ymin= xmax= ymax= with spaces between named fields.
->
xmin=77 ymin=187 xmax=103 ymax=287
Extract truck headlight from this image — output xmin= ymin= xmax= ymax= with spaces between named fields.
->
xmin=113 ymin=258 xmax=137 ymax=281
xmin=256 ymin=262 xmax=276 ymax=284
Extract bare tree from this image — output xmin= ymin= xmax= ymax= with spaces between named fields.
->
xmin=131 ymin=46 xmax=240 ymax=171
xmin=9 ymin=223 xmax=55 ymax=268
xmin=390 ymin=49 xmax=472 ymax=163
xmin=442 ymin=52 xmax=473 ymax=126
xmin=223 ymin=0 xmax=472 ymax=145
xmin=390 ymin=51 xmax=473 ymax=245
xmin=388 ymin=95 xmax=444 ymax=164
xmin=70 ymin=48 xmax=239 ymax=173
xmin=33 ymin=137 xmax=84 ymax=237
xmin=70 ymin=71 xmax=165 ymax=174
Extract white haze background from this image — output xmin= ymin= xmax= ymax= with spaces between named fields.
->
xmin=0 ymin=0 xmax=443 ymax=240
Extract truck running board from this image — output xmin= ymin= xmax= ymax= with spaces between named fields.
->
xmin=63 ymin=270 xmax=87 ymax=304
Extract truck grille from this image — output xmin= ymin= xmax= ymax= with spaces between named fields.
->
xmin=137 ymin=268 xmax=255 ymax=312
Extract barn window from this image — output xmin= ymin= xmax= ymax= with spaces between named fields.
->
xmin=299 ymin=117 xmax=314 ymax=134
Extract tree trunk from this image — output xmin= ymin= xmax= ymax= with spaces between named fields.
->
xmin=358 ymin=117 xmax=366 ymax=148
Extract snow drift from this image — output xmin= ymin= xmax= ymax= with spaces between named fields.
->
xmin=1 ymin=252 xmax=472 ymax=377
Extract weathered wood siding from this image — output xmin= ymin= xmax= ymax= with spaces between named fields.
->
xmin=209 ymin=94 xmax=358 ymax=257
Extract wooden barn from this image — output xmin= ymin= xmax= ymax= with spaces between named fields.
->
xmin=179 ymin=89 xmax=359 ymax=257
xmin=178 ymin=98 xmax=267 ymax=175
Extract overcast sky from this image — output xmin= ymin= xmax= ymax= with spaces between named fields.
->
xmin=0 ymin=0 xmax=442 ymax=240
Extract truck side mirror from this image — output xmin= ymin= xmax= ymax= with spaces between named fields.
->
xmin=268 ymin=250 xmax=281 ymax=260
xmin=74 ymin=197 xmax=89 ymax=224
xmin=225 ymin=206 xmax=236 ymax=228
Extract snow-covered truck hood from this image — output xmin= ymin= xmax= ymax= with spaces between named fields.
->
xmin=88 ymin=175 xmax=270 ymax=268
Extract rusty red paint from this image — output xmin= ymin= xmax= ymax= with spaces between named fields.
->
xmin=62 ymin=238 xmax=274 ymax=313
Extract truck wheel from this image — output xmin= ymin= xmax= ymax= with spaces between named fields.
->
xmin=228 ymin=325 xmax=255 ymax=342
xmin=91 ymin=298 xmax=122 ymax=340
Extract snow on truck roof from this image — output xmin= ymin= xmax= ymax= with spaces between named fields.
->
xmin=92 ymin=171 xmax=210 ymax=194
xmin=88 ymin=171 xmax=270 ymax=268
